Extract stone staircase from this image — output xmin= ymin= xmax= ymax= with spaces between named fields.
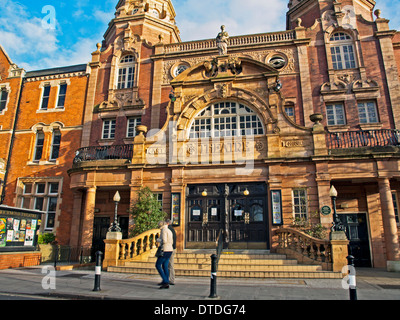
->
xmin=107 ymin=250 xmax=343 ymax=279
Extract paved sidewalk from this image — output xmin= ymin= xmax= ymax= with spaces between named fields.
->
xmin=0 ymin=266 xmax=399 ymax=301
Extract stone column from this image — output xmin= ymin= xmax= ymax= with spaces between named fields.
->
xmin=81 ymin=45 xmax=101 ymax=147
xmin=150 ymin=44 xmax=164 ymax=130
xmin=69 ymin=190 xmax=83 ymax=247
xmin=378 ymin=178 xmax=400 ymax=271
xmin=316 ymin=178 xmax=332 ymax=229
xmin=375 ymin=16 xmax=400 ymax=129
xmin=81 ymin=187 xmax=97 ymax=250
xmin=295 ymin=26 xmax=314 ymax=128
xmin=330 ymin=231 xmax=350 ymax=273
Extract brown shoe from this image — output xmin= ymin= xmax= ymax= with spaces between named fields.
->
xmin=159 ymin=284 xmax=169 ymax=289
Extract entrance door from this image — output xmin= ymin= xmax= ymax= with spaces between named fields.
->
xmin=92 ymin=217 xmax=110 ymax=259
xmin=186 ymin=183 xmax=268 ymax=249
xmin=337 ymin=213 xmax=371 ymax=267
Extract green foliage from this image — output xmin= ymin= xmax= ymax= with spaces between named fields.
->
xmin=291 ymin=216 xmax=327 ymax=240
xmin=129 ymin=187 xmax=167 ymax=237
xmin=38 ymin=232 xmax=56 ymax=244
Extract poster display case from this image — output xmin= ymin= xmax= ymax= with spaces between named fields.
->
xmin=0 ymin=205 xmax=43 ymax=252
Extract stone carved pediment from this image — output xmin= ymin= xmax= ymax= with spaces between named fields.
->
xmin=352 ymin=79 xmax=379 ymax=92
xmin=99 ymin=89 xmax=145 ymax=112
xmin=321 ymin=80 xmax=348 ymax=94
xmin=171 ymin=56 xmax=278 ymax=85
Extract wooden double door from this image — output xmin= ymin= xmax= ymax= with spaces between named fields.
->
xmin=186 ymin=183 xmax=269 ymax=249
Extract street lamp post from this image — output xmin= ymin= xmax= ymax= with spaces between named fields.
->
xmin=329 ymin=185 xmax=344 ymax=232
xmin=109 ymin=191 xmax=122 ymax=232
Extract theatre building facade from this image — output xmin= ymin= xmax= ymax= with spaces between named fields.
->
xmin=2 ymin=0 xmax=400 ymax=270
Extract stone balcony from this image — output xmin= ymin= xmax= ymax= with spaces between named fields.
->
xmin=161 ymin=30 xmax=297 ymax=55
xmin=326 ymin=129 xmax=400 ymax=155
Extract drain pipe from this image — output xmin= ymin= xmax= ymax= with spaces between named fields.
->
xmin=0 ymin=77 xmax=25 ymax=204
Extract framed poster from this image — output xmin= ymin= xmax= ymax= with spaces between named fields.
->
xmin=271 ymin=190 xmax=283 ymax=225
xmin=171 ymin=193 xmax=181 ymax=226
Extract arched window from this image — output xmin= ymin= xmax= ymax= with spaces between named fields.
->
xmin=117 ymin=55 xmax=135 ymax=89
xmin=189 ymin=101 xmax=264 ymax=138
xmin=34 ymin=131 xmax=45 ymax=161
xmin=329 ymin=32 xmax=356 ymax=70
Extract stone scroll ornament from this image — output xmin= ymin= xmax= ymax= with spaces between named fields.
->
xmin=216 ymin=25 xmax=229 ymax=56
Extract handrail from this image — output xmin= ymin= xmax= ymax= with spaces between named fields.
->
xmin=118 ymin=229 xmax=160 ymax=261
xmin=215 ymin=229 xmax=224 ymax=268
xmin=273 ymin=227 xmax=332 ymax=268
xmin=327 ymin=129 xmax=400 ymax=150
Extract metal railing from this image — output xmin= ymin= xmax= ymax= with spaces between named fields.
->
xmin=73 ymin=144 xmax=133 ymax=164
xmin=215 ymin=229 xmax=224 ymax=268
xmin=327 ymin=129 xmax=400 ymax=150
xmin=41 ymin=246 xmax=93 ymax=267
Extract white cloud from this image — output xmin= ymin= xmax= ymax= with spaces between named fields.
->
xmin=175 ymin=0 xmax=287 ymax=41
xmin=0 ymin=0 xmax=104 ymax=70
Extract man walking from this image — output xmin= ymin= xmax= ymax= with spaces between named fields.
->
xmin=166 ymin=219 xmax=176 ymax=285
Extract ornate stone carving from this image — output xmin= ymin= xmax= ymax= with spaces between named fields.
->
xmin=216 ymin=25 xmax=229 ymax=56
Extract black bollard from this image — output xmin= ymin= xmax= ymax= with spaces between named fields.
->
xmin=346 ymin=255 xmax=357 ymax=300
xmin=54 ymin=245 xmax=59 ymax=269
xmin=209 ymin=254 xmax=218 ymax=299
xmin=93 ymin=251 xmax=103 ymax=292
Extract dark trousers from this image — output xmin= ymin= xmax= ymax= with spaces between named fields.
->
xmin=155 ymin=251 xmax=172 ymax=284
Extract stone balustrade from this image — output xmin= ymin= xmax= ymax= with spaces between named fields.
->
xmin=103 ymin=229 xmax=160 ymax=269
xmin=119 ymin=229 xmax=160 ymax=261
xmin=163 ymin=31 xmax=296 ymax=54
xmin=273 ymin=227 xmax=334 ymax=271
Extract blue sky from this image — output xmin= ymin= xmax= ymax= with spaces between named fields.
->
xmin=0 ymin=0 xmax=399 ymax=71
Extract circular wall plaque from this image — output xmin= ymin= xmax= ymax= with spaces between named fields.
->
xmin=321 ymin=205 xmax=331 ymax=216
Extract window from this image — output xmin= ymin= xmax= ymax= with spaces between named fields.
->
xmin=40 ymin=85 xmax=51 ymax=110
xmin=46 ymin=197 xmax=57 ymax=229
xmin=57 ymin=83 xmax=67 ymax=108
xmin=285 ymin=106 xmax=295 ymax=121
xmin=21 ymin=183 xmax=32 ymax=209
xmin=50 ymin=130 xmax=61 ymax=160
xmin=173 ymin=65 xmax=189 ymax=77
xmin=19 ymin=181 xmax=60 ymax=230
xmin=326 ymin=103 xmax=346 ymax=126
xmin=117 ymin=55 xmax=135 ymax=89
xmin=127 ymin=117 xmax=141 ymax=138
xmin=49 ymin=182 xmax=59 ymax=194
xmin=330 ymin=32 xmax=356 ymax=70
xmin=357 ymin=101 xmax=378 ymax=124
xmin=34 ymin=132 xmax=45 ymax=161
xmin=36 ymin=183 xmax=46 ymax=194
xmin=292 ymin=189 xmax=308 ymax=220
xmin=268 ymin=55 xmax=286 ymax=70
xmin=392 ymin=192 xmax=399 ymax=224
xmin=189 ymin=102 xmax=264 ymax=138
xmin=0 ymin=88 xmax=8 ymax=112
xmin=154 ymin=193 xmax=163 ymax=207
xmin=102 ymin=119 xmax=116 ymax=139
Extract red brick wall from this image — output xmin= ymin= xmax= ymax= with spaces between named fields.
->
xmin=0 ymin=252 xmax=41 ymax=270
xmin=2 ymin=74 xmax=88 ymax=246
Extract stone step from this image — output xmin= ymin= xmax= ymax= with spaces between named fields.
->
xmin=123 ymin=261 xmax=322 ymax=272
xmin=173 ymin=253 xmax=288 ymax=260
xmin=108 ymin=265 xmax=342 ymax=279
xmin=108 ymin=250 xmax=342 ymax=279
xmin=142 ymin=257 xmax=299 ymax=266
